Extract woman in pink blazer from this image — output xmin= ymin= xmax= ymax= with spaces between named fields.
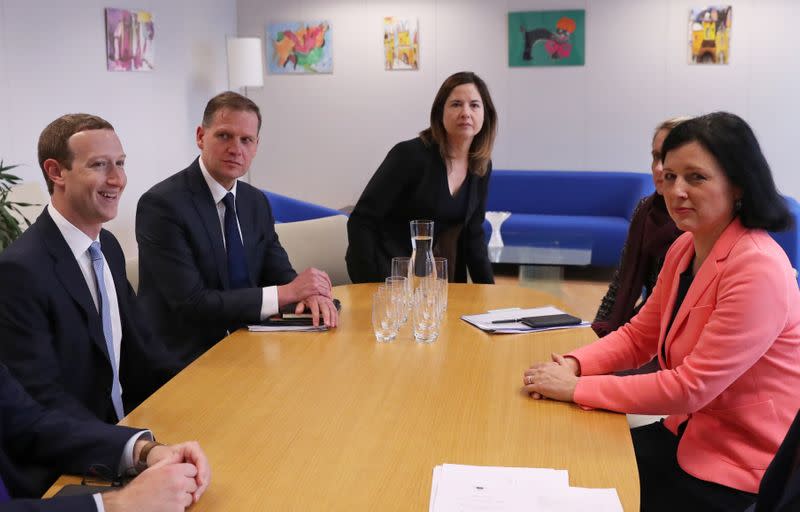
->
xmin=523 ymin=112 xmax=800 ymax=511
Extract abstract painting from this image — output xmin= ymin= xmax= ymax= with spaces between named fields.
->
xmin=384 ymin=17 xmax=419 ymax=71
xmin=267 ymin=21 xmax=332 ymax=74
xmin=105 ymin=8 xmax=155 ymax=71
xmin=508 ymin=10 xmax=585 ymax=67
xmin=689 ymin=6 xmax=732 ymax=64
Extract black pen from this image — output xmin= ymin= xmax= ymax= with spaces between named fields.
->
xmin=491 ymin=318 xmax=525 ymax=324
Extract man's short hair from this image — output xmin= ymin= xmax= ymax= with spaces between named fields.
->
xmin=202 ymin=91 xmax=262 ymax=133
xmin=37 ymin=114 xmax=114 ymax=194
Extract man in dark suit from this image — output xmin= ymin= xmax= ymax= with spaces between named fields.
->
xmin=136 ymin=92 xmax=338 ymax=365
xmin=0 ymin=362 xmax=210 ymax=509
xmin=0 ymin=114 xmax=180 ymax=426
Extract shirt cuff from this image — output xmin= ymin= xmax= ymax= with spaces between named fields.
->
xmin=93 ymin=493 xmax=105 ymax=512
xmin=121 ymin=430 xmax=153 ymax=475
xmin=260 ymin=286 xmax=279 ymax=320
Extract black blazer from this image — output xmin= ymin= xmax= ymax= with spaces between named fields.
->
xmin=0 ymin=210 xmax=179 ymax=424
xmin=749 ymin=409 xmax=800 ymax=512
xmin=136 ymin=158 xmax=297 ymax=365
xmin=0 ymin=363 xmax=141 ymax=503
xmin=346 ymin=137 xmax=494 ymax=284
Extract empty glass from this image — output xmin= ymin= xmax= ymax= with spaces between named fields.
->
xmin=391 ymin=257 xmax=413 ymax=321
xmin=434 ymin=257 xmax=448 ymax=320
xmin=412 ymin=285 xmax=439 ymax=343
xmin=372 ymin=286 xmax=399 ymax=342
xmin=384 ymin=276 xmax=409 ymax=325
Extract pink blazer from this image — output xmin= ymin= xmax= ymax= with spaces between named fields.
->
xmin=569 ymin=219 xmax=800 ymax=493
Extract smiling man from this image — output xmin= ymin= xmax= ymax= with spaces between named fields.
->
xmin=135 ymin=92 xmax=337 ymax=367
xmin=0 ymin=114 xmax=182 ymax=494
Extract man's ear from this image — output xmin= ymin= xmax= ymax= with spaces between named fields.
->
xmin=196 ymin=125 xmax=205 ymax=150
xmin=43 ymin=159 xmax=66 ymax=189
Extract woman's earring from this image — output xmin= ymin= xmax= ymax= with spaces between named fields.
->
xmin=734 ymin=198 xmax=742 ymax=212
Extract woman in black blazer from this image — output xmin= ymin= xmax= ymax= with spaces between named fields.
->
xmin=346 ymin=71 xmax=498 ymax=284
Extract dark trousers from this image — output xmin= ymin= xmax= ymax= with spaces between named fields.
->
xmin=633 ymin=421 xmax=757 ymax=512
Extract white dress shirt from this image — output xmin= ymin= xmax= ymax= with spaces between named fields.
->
xmin=198 ymin=157 xmax=279 ymax=320
xmin=47 ymin=204 xmax=123 ymax=375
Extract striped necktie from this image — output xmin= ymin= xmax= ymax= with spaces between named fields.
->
xmin=88 ymin=242 xmax=125 ymax=421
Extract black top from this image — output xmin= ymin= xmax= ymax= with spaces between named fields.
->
xmin=661 ymin=258 xmax=695 ymax=367
xmin=346 ymin=137 xmax=494 ymax=284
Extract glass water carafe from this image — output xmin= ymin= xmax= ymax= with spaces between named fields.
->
xmin=409 ymin=220 xmax=435 ymax=292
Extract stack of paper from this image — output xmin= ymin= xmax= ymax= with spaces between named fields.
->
xmin=461 ymin=306 xmax=590 ymax=334
xmin=246 ymin=324 xmax=328 ymax=332
xmin=429 ymin=464 xmax=622 ymax=512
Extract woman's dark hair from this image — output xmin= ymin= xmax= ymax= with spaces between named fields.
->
xmin=420 ymin=71 xmax=498 ymax=177
xmin=661 ymin=112 xmax=792 ymax=231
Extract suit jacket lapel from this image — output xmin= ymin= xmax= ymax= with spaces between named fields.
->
xmin=463 ymin=173 xmax=479 ymax=226
xmin=187 ymin=161 xmax=230 ymax=287
xmin=39 ymin=211 xmax=111 ymax=361
xmin=659 ymin=219 xmax=747 ymax=367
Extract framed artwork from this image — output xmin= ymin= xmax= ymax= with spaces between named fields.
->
xmin=266 ymin=21 xmax=332 ymax=74
xmin=384 ymin=17 xmax=419 ymax=70
xmin=105 ymin=8 xmax=155 ymax=71
xmin=508 ymin=10 xmax=585 ymax=67
xmin=689 ymin=6 xmax=732 ymax=64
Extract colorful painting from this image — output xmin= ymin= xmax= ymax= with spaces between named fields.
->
xmin=689 ymin=6 xmax=732 ymax=64
xmin=105 ymin=8 xmax=155 ymax=71
xmin=384 ymin=17 xmax=419 ymax=71
xmin=508 ymin=10 xmax=585 ymax=67
xmin=266 ymin=21 xmax=332 ymax=74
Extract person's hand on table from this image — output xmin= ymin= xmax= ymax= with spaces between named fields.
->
xmin=523 ymin=353 xmax=580 ymax=402
xmin=278 ymin=267 xmax=332 ymax=304
xmin=295 ymin=294 xmax=338 ymax=327
xmin=102 ymin=457 xmax=201 ymax=512
xmin=144 ymin=441 xmax=211 ymax=502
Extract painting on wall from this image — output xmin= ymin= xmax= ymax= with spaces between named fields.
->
xmin=508 ymin=10 xmax=585 ymax=67
xmin=383 ymin=17 xmax=419 ymax=71
xmin=267 ymin=21 xmax=332 ymax=74
xmin=105 ymin=8 xmax=155 ymax=71
xmin=689 ymin=6 xmax=732 ymax=64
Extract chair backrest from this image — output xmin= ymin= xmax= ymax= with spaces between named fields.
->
xmin=262 ymin=190 xmax=342 ymax=223
xmin=274 ymin=215 xmax=351 ymax=286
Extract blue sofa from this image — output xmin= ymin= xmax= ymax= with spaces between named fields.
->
xmin=485 ymin=170 xmax=654 ymax=267
xmin=262 ymin=190 xmax=342 ymax=223
xmin=483 ymin=170 xmax=800 ymax=277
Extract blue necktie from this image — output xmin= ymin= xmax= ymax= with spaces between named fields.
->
xmin=222 ymin=192 xmax=250 ymax=289
xmin=88 ymin=242 xmax=125 ymax=421
xmin=0 ymin=473 xmax=10 ymax=502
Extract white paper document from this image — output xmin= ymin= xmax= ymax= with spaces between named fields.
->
xmin=246 ymin=324 xmax=328 ymax=332
xmin=429 ymin=464 xmax=622 ymax=512
xmin=461 ymin=306 xmax=591 ymax=334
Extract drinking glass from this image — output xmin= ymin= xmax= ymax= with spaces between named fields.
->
xmin=434 ymin=257 xmax=448 ymax=320
xmin=391 ymin=257 xmax=412 ymax=320
xmin=384 ymin=276 xmax=409 ymax=325
xmin=412 ymin=285 xmax=439 ymax=343
xmin=372 ymin=286 xmax=399 ymax=342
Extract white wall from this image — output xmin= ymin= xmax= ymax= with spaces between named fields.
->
xmin=238 ymin=0 xmax=800 ymax=210
xmin=0 ymin=0 xmax=237 ymax=254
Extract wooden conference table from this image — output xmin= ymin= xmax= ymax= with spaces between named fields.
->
xmin=47 ymin=284 xmax=639 ymax=510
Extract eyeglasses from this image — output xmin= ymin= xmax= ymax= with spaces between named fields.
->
xmin=81 ymin=463 xmax=133 ymax=488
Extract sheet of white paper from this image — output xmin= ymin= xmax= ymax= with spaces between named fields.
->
xmin=461 ymin=306 xmax=590 ymax=334
xmin=246 ymin=324 xmax=328 ymax=332
xmin=431 ymin=464 xmax=570 ymax=512
xmin=535 ymin=487 xmax=623 ymax=512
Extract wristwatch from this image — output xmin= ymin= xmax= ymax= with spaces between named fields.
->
xmin=135 ymin=441 xmax=164 ymax=473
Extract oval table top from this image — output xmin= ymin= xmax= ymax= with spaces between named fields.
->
xmin=47 ymin=283 xmax=639 ymax=510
